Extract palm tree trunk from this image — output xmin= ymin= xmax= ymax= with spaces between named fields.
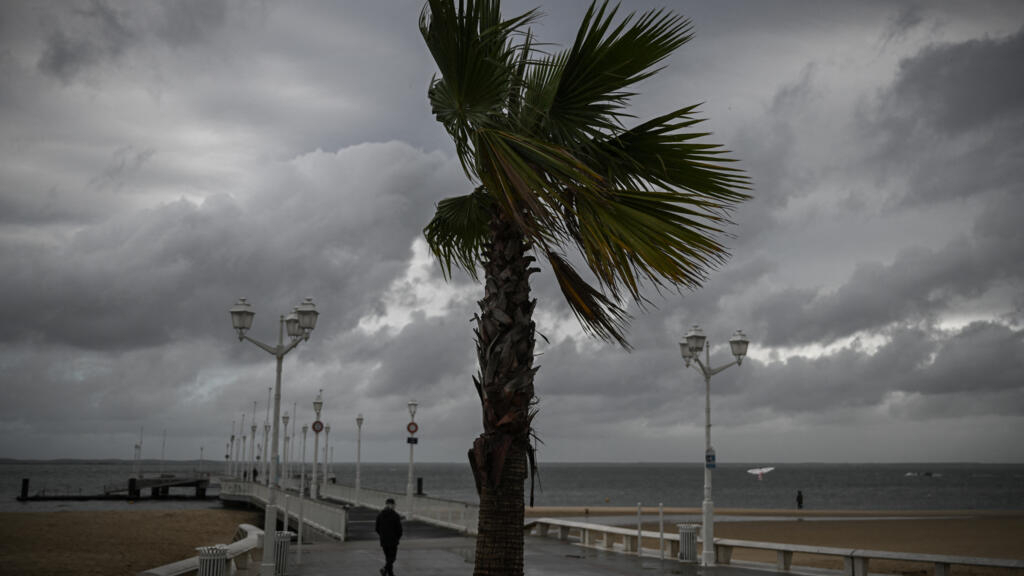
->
xmin=470 ymin=209 xmax=537 ymax=576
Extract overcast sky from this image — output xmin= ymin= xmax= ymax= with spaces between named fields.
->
xmin=2 ymin=0 xmax=1022 ymax=465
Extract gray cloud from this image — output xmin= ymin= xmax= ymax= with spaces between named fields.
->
xmin=36 ymin=0 xmax=137 ymax=82
xmin=2 ymin=0 xmax=1023 ymax=462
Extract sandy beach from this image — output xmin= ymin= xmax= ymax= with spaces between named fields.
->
xmin=2 ymin=506 xmax=1022 ymax=576
xmin=0 ymin=508 xmax=262 ymax=576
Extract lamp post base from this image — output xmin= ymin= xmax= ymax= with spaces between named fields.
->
xmin=261 ymin=503 xmax=277 ymax=576
xmin=701 ymin=498 xmax=715 ymax=567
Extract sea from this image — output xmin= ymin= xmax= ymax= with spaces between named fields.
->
xmin=2 ymin=460 xmax=1023 ymax=513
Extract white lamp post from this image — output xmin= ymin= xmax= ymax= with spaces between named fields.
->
xmin=250 ymin=400 xmax=258 ymax=480
xmin=312 ymin=389 xmax=324 ymax=499
xmin=355 ymin=413 xmax=364 ymax=503
xmin=239 ymin=413 xmax=247 ymax=479
xmin=263 ymin=422 xmax=271 ymax=486
xmin=324 ymin=424 xmax=331 ymax=486
xmin=250 ymin=422 xmax=257 ymax=480
xmin=406 ymin=399 xmax=418 ymax=516
xmin=680 ymin=325 xmax=749 ymax=567
xmin=291 ymin=401 xmax=297 ymax=484
xmin=228 ymin=421 xmax=236 ymax=478
xmin=229 ymin=297 xmax=319 ymax=576
xmin=282 ymin=412 xmax=290 ymax=486
xmin=298 ymin=424 xmax=308 ymax=565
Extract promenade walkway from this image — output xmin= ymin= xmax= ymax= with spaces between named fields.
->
xmin=286 ymin=533 xmax=775 ymax=576
xmin=284 ymin=506 xmax=772 ymax=576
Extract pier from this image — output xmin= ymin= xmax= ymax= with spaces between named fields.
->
xmin=17 ymin=475 xmax=212 ymax=502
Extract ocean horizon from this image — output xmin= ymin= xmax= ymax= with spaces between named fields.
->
xmin=3 ymin=460 xmax=1023 ymax=514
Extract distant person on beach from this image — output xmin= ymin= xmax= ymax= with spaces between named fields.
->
xmin=375 ymin=497 xmax=403 ymax=576
xmin=796 ymin=490 xmax=804 ymax=510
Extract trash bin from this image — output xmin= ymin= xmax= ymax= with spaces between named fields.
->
xmin=196 ymin=544 xmax=228 ymax=576
xmin=677 ymin=524 xmax=698 ymax=563
xmin=274 ymin=531 xmax=294 ymax=575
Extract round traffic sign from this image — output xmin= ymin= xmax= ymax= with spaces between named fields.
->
xmin=407 ymin=421 xmax=419 ymax=435
xmin=312 ymin=420 xmax=324 ymax=433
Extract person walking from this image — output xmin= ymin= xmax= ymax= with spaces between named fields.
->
xmin=796 ymin=490 xmax=804 ymax=510
xmin=375 ymin=497 xmax=403 ymax=576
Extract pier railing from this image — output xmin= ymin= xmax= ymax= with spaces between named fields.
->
xmin=221 ymin=478 xmax=478 ymax=536
xmin=220 ymin=480 xmax=346 ymax=540
xmin=320 ymin=482 xmax=479 ymax=535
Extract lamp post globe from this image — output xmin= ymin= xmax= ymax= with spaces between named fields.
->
xmin=229 ymin=298 xmax=255 ymax=340
xmin=295 ymin=297 xmax=319 ymax=339
xmin=285 ymin=311 xmax=302 ymax=340
xmin=685 ymin=324 xmax=706 ymax=355
xmin=729 ymin=330 xmax=750 ymax=364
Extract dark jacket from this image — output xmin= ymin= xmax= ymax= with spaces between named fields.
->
xmin=375 ymin=507 xmax=403 ymax=546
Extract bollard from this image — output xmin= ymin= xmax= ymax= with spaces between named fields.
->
xmin=678 ymin=524 xmax=699 ymax=563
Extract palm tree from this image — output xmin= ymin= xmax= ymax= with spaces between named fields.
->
xmin=418 ymin=1 xmax=750 ymax=573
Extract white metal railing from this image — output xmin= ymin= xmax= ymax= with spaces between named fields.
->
xmin=321 ymin=482 xmax=479 ymax=535
xmin=220 ymin=480 xmax=346 ymax=541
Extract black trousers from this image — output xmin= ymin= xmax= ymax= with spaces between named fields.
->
xmin=382 ymin=543 xmax=398 ymax=575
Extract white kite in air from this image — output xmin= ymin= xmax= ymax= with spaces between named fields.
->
xmin=747 ymin=466 xmax=775 ymax=480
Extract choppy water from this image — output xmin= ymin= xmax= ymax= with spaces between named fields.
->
xmin=3 ymin=460 xmax=1023 ymax=513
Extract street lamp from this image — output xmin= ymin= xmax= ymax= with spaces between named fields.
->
xmin=679 ymin=325 xmax=749 ymax=567
xmin=355 ymin=413 xmax=364 ymax=503
xmin=312 ymin=389 xmax=324 ymax=499
xmin=229 ymin=297 xmax=319 ymax=576
xmin=406 ymin=399 xmax=419 ymax=516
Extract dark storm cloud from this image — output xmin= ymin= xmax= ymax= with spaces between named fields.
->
xmin=887 ymin=26 xmax=1024 ymax=134
xmin=870 ymin=26 xmax=1024 ymax=206
xmin=0 ymin=142 xmax=464 ymax=350
xmin=36 ymin=0 xmax=136 ymax=82
xmin=152 ymin=0 xmax=228 ymax=46
xmin=750 ymin=179 xmax=1024 ymax=349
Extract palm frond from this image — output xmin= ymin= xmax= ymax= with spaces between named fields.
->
xmin=544 ymin=250 xmax=631 ymax=348
xmin=423 ymin=188 xmax=494 ymax=280
xmin=596 ymin=105 xmax=750 ymax=203
xmin=420 ymin=0 xmax=538 ymax=178
xmin=543 ymin=1 xmax=694 ymax=143
xmin=571 ymin=188 xmax=735 ymax=302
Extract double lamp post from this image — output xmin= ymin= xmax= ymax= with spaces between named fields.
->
xmin=679 ymin=325 xmax=749 ymax=567
xmin=230 ymin=297 xmax=319 ymax=576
